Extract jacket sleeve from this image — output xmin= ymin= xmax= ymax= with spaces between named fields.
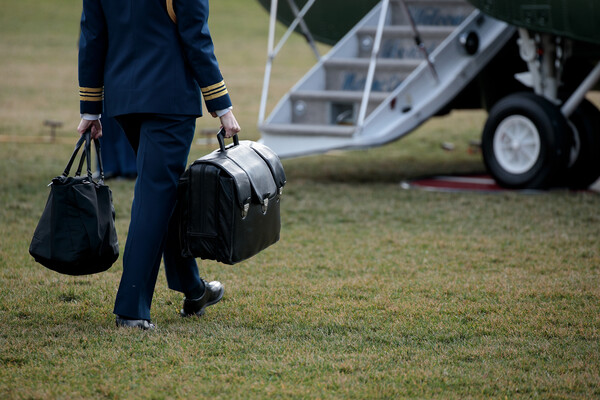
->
xmin=173 ymin=0 xmax=233 ymax=112
xmin=78 ymin=2 xmax=107 ymax=115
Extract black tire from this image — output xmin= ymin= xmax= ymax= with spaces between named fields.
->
xmin=482 ymin=92 xmax=571 ymax=189
xmin=560 ymin=99 xmax=600 ymax=189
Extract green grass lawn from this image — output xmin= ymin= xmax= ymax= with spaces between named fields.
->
xmin=1 ymin=0 xmax=599 ymax=399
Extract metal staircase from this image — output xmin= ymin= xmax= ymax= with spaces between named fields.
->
xmin=258 ymin=0 xmax=516 ymax=158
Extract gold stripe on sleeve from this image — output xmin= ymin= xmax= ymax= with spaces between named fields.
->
xmin=201 ymin=81 xmax=225 ymax=94
xmin=79 ymin=87 xmax=103 ymax=93
xmin=203 ymin=88 xmax=229 ymax=101
xmin=203 ymin=86 xmax=226 ymax=97
xmin=80 ymin=95 xmax=103 ymax=101
xmin=79 ymin=87 xmax=104 ymax=101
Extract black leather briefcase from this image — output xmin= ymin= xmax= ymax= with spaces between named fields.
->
xmin=177 ymin=131 xmax=286 ymax=264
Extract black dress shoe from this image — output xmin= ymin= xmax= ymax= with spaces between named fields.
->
xmin=180 ymin=280 xmax=224 ymax=317
xmin=115 ymin=316 xmax=156 ymax=330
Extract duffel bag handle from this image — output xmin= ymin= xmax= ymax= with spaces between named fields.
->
xmin=63 ymin=133 xmax=88 ymax=177
xmin=217 ymin=128 xmax=240 ymax=152
xmin=74 ymin=131 xmax=92 ymax=181
xmin=62 ymin=129 xmax=105 ymax=183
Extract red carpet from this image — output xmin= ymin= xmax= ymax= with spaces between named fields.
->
xmin=404 ymin=174 xmax=600 ymax=193
xmin=403 ymin=174 xmax=515 ymax=193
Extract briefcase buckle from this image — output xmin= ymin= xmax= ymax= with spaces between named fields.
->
xmin=261 ymin=198 xmax=269 ymax=214
xmin=242 ymin=203 xmax=250 ymax=219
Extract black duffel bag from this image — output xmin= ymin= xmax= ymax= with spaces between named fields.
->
xmin=177 ymin=130 xmax=286 ymax=264
xmin=29 ymin=131 xmax=119 ymax=275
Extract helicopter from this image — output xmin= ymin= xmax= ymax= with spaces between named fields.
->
xmin=256 ymin=0 xmax=600 ymax=189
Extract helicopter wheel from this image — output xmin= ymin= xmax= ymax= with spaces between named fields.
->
xmin=482 ymin=92 xmax=571 ymax=189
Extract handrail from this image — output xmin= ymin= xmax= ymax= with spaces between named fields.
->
xmin=258 ymin=0 xmax=320 ymax=125
xmin=258 ymin=0 xmax=279 ymax=125
xmin=356 ymin=0 xmax=390 ymax=131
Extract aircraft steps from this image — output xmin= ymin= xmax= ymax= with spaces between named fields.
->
xmin=259 ymin=0 xmax=515 ymax=158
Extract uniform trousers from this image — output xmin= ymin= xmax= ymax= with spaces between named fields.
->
xmin=113 ymin=113 xmax=203 ymax=320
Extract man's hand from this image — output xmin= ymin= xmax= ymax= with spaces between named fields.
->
xmin=77 ymin=118 xmax=102 ymax=139
xmin=217 ymin=110 xmax=241 ymax=138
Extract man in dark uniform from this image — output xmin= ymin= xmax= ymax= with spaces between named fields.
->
xmin=77 ymin=0 xmax=241 ymax=330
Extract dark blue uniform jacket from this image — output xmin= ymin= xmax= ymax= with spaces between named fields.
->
xmin=79 ymin=0 xmax=232 ymax=117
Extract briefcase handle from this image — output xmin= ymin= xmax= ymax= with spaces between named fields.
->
xmin=217 ymin=128 xmax=240 ymax=152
